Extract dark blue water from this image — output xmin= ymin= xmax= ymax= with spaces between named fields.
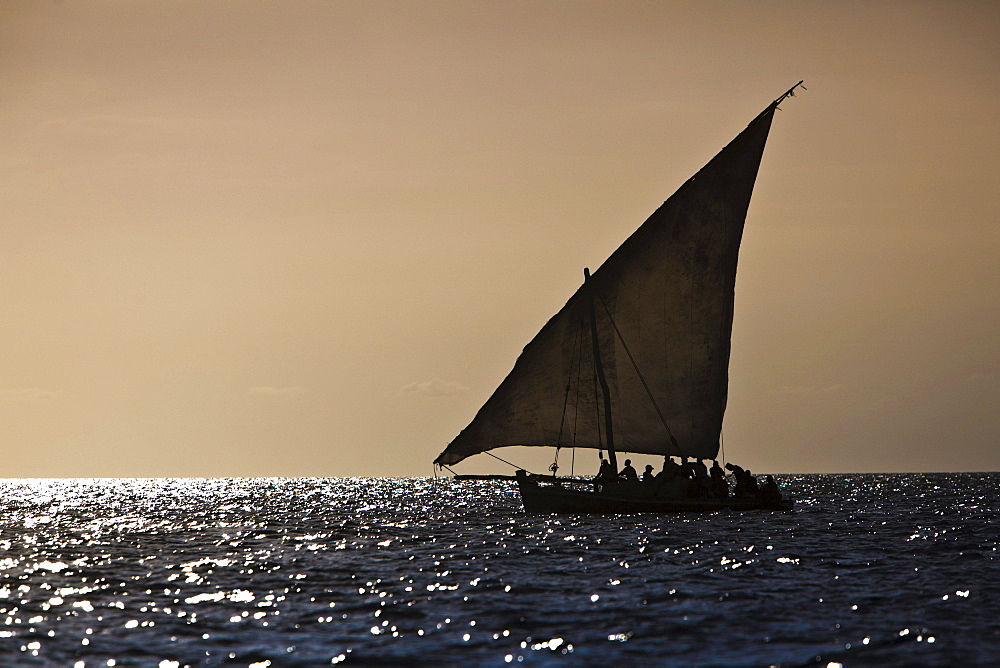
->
xmin=1 ymin=474 xmax=998 ymax=665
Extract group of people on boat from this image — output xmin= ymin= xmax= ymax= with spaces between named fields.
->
xmin=592 ymin=453 xmax=782 ymax=503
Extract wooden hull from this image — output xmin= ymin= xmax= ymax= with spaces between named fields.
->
xmin=516 ymin=472 xmax=794 ymax=514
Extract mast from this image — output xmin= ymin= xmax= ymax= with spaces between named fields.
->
xmin=584 ymin=267 xmax=617 ymax=472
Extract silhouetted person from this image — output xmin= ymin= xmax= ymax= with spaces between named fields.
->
xmin=689 ymin=460 xmax=709 ymax=495
xmin=619 ymin=459 xmax=638 ymax=482
xmin=727 ymin=462 xmax=752 ymax=498
xmin=593 ymin=454 xmax=615 ymax=492
xmin=642 ymin=464 xmax=655 ymax=483
xmin=685 ymin=460 xmax=710 ymax=498
xmin=760 ymin=475 xmax=781 ymax=506
xmin=710 ymin=460 xmax=729 ymax=498
xmin=656 ymin=456 xmax=680 ymax=481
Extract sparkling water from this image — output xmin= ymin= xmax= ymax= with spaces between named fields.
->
xmin=1 ymin=473 xmax=997 ymax=665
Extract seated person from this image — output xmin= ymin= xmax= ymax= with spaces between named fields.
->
xmin=692 ymin=463 xmax=712 ymax=497
xmin=726 ymin=462 xmax=754 ymax=498
xmin=592 ymin=454 xmax=616 ymax=492
xmin=656 ymin=456 xmax=680 ymax=481
xmin=760 ymin=475 xmax=781 ymax=505
xmin=619 ymin=458 xmax=638 ymax=482
xmin=710 ymin=460 xmax=729 ymax=498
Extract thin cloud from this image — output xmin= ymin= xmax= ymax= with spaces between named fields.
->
xmin=775 ymin=384 xmax=843 ymax=396
xmin=247 ymin=386 xmax=306 ymax=398
xmin=0 ymin=388 xmax=60 ymax=401
xmin=399 ymin=378 xmax=470 ymax=397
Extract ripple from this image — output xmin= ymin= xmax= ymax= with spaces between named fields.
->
xmin=0 ymin=474 xmax=997 ymax=664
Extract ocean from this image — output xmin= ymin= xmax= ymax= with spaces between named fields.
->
xmin=1 ymin=473 xmax=998 ymax=666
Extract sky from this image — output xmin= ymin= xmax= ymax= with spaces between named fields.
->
xmin=2 ymin=0 xmax=997 ymax=477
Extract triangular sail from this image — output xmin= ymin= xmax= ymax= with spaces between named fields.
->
xmin=435 ymin=98 xmax=779 ymax=467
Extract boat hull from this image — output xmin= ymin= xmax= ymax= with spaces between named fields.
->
xmin=516 ymin=472 xmax=793 ymax=514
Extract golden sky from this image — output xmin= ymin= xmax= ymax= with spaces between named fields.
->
xmin=2 ymin=1 xmax=997 ymax=477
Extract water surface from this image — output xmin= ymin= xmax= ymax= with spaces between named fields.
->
xmin=1 ymin=473 xmax=998 ymax=665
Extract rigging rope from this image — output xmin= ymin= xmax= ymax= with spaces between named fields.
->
xmin=556 ymin=324 xmax=583 ymax=446
xmin=570 ymin=321 xmax=584 ymax=477
xmin=484 ymin=450 xmax=534 ymax=474
xmin=572 ymin=317 xmax=585 ymax=448
xmin=592 ymin=354 xmax=603 ymax=452
xmin=596 ymin=293 xmax=686 ymax=459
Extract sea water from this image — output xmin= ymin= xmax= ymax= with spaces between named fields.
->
xmin=1 ymin=473 xmax=998 ymax=666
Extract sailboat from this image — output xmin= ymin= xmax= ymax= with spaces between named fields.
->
xmin=434 ymin=83 xmax=804 ymax=513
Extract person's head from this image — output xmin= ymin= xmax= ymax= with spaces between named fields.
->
xmin=624 ymin=459 xmax=631 ymax=466
xmin=725 ymin=463 xmax=735 ymax=471
xmin=645 ymin=465 xmax=653 ymax=472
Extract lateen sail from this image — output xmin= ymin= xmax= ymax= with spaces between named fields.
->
xmin=435 ymin=99 xmax=779 ymax=467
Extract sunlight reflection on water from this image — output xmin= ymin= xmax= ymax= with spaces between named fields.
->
xmin=0 ymin=474 xmax=997 ymax=664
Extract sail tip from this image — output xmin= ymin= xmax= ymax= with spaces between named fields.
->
xmin=774 ymin=81 xmax=806 ymax=107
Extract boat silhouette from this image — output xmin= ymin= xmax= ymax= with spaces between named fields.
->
xmin=435 ymin=83 xmax=804 ymax=513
